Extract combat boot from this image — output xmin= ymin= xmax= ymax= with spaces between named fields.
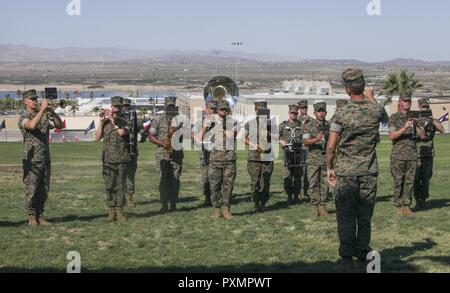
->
xmin=223 ymin=206 xmax=233 ymax=220
xmin=286 ymin=194 xmax=293 ymax=204
xmin=414 ymin=199 xmax=424 ymax=210
xmin=38 ymin=213 xmax=51 ymax=226
xmin=337 ymin=257 xmax=354 ymax=273
xmin=402 ymin=206 xmax=415 ymax=217
xmin=318 ymin=205 xmax=329 ymax=217
xmin=395 ymin=207 xmax=403 ymax=215
xmin=115 ymin=207 xmax=127 ymax=221
xmin=293 ymin=194 xmax=300 ymax=204
xmin=107 ymin=208 xmax=116 ymax=222
xmin=214 ymin=208 xmax=222 ymax=220
xmin=27 ymin=214 xmax=38 ymax=226
xmin=169 ymin=201 xmax=177 ymax=212
xmin=159 ymin=203 xmax=169 ymax=214
xmin=127 ymin=196 xmax=136 ymax=208
xmin=311 ymin=205 xmax=319 ymax=217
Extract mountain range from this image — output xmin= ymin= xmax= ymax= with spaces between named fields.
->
xmin=1 ymin=44 xmax=449 ymax=66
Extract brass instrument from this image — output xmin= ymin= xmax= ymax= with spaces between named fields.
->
xmin=203 ymin=76 xmax=239 ymax=108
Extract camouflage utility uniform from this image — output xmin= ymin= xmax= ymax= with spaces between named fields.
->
xmin=245 ymin=115 xmax=274 ymax=208
xmin=388 ymin=112 xmax=418 ymax=208
xmin=18 ymin=111 xmax=53 ymax=218
xmin=414 ymin=117 xmax=438 ymax=204
xmin=279 ymin=119 xmax=303 ymax=202
xmin=330 ymin=97 xmax=388 ymax=260
xmin=302 ymin=118 xmax=330 ymax=208
xmin=101 ymin=118 xmax=131 ymax=210
xmin=207 ymin=115 xmax=238 ymax=209
xmin=150 ymin=115 xmax=184 ymax=210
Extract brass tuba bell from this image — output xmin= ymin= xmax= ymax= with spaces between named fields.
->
xmin=203 ymin=76 xmax=239 ymax=108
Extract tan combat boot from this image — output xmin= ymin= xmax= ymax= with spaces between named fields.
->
xmin=38 ymin=213 xmax=51 ymax=226
xmin=107 ymin=208 xmax=116 ymax=222
xmin=402 ymin=206 xmax=415 ymax=217
xmin=223 ymin=206 xmax=233 ymax=220
xmin=127 ymin=196 xmax=136 ymax=208
xmin=115 ymin=207 xmax=127 ymax=221
xmin=311 ymin=205 xmax=319 ymax=217
xmin=214 ymin=208 xmax=222 ymax=220
xmin=318 ymin=205 xmax=329 ymax=217
xmin=395 ymin=207 xmax=403 ymax=215
xmin=28 ymin=214 xmax=38 ymax=226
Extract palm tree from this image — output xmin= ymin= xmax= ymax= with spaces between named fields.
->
xmin=381 ymin=70 xmax=423 ymax=105
xmin=91 ymin=106 xmax=101 ymax=116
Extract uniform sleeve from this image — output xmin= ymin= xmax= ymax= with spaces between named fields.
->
xmin=19 ymin=117 xmax=30 ymax=129
xmin=301 ymin=123 xmax=310 ymax=139
xmin=388 ymin=115 xmax=397 ymax=133
xmin=279 ymin=122 xmax=284 ymax=138
xmin=149 ymin=119 xmax=159 ymax=136
xmin=330 ymin=110 xmax=343 ymax=133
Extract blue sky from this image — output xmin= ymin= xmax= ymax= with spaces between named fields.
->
xmin=2 ymin=0 xmax=450 ymax=61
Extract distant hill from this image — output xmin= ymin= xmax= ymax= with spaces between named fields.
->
xmin=1 ymin=44 xmax=449 ymax=66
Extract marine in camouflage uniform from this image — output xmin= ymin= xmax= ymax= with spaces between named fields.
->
xmin=95 ymin=96 xmax=131 ymax=221
xmin=121 ymin=98 xmax=145 ymax=208
xmin=388 ymin=95 xmax=425 ymax=216
xmin=298 ymin=100 xmax=313 ymax=200
xmin=18 ymin=89 xmax=64 ymax=225
xmin=413 ymin=98 xmax=445 ymax=208
xmin=149 ymin=96 xmax=184 ymax=213
xmin=302 ymin=101 xmax=331 ymax=216
xmin=192 ymin=101 xmax=217 ymax=207
xmin=279 ymin=105 xmax=303 ymax=204
xmin=245 ymin=100 xmax=275 ymax=211
xmin=328 ymin=69 xmax=389 ymax=264
xmin=202 ymin=100 xmax=239 ymax=219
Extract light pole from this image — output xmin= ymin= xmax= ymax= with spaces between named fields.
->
xmin=152 ymin=69 xmax=157 ymax=116
xmin=231 ymin=42 xmax=243 ymax=83
xmin=183 ymin=68 xmax=188 ymax=98
xmin=212 ymin=50 xmax=221 ymax=75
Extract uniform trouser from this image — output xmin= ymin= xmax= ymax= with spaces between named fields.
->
xmin=391 ymin=158 xmax=417 ymax=207
xmin=307 ymin=165 xmax=328 ymax=206
xmin=103 ymin=162 xmax=127 ymax=208
xmin=414 ymin=158 xmax=433 ymax=202
xmin=208 ymin=161 xmax=236 ymax=208
xmin=202 ymin=163 xmax=211 ymax=202
xmin=247 ymin=161 xmax=274 ymax=204
xmin=283 ymin=164 xmax=302 ymax=196
xmin=335 ymin=175 xmax=377 ymax=259
xmin=125 ymin=156 xmax=137 ymax=197
xmin=302 ymin=165 xmax=309 ymax=198
xmin=23 ymin=159 xmax=51 ymax=216
xmin=159 ymin=159 xmax=182 ymax=205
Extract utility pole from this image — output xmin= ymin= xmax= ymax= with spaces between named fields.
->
xmin=231 ymin=42 xmax=244 ymax=83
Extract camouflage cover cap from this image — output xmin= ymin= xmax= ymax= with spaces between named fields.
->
xmin=218 ymin=100 xmax=230 ymax=110
xmin=165 ymin=96 xmax=177 ymax=107
xmin=399 ymin=95 xmax=412 ymax=101
xmin=336 ymin=99 xmax=348 ymax=108
xmin=23 ymin=89 xmax=37 ymax=99
xmin=111 ymin=96 xmax=123 ymax=106
xmin=313 ymin=101 xmax=327 ymax=111
xmin=297 ymin=100 xmax=308 ymax=108
xmin=418 ymin=98 xmax=430 ymax=106
xmin=289 ymin=104 xmax=299 ymax=112
xmin=255 ymin=100 xmax=268 ymax=110
xmin=342 ymin=68 xmax=365 ymax=82
xmin=206 ymin=100 xmax=217 ymax=109
xmin=123 ymin=98 xmax=132 ymax=106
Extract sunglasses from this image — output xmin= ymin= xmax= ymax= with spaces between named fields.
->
xmin=290 ymin=112 xmax=299 ymax=115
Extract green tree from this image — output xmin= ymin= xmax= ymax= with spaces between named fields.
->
xmin=381 ymin=70 xmax=423 ymax=105
xmin=91 ymin=106 xmax=101 ymax=116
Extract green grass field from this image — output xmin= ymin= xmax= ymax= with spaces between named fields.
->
xmin=1 ymin=136 xmax=450 ymax=273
